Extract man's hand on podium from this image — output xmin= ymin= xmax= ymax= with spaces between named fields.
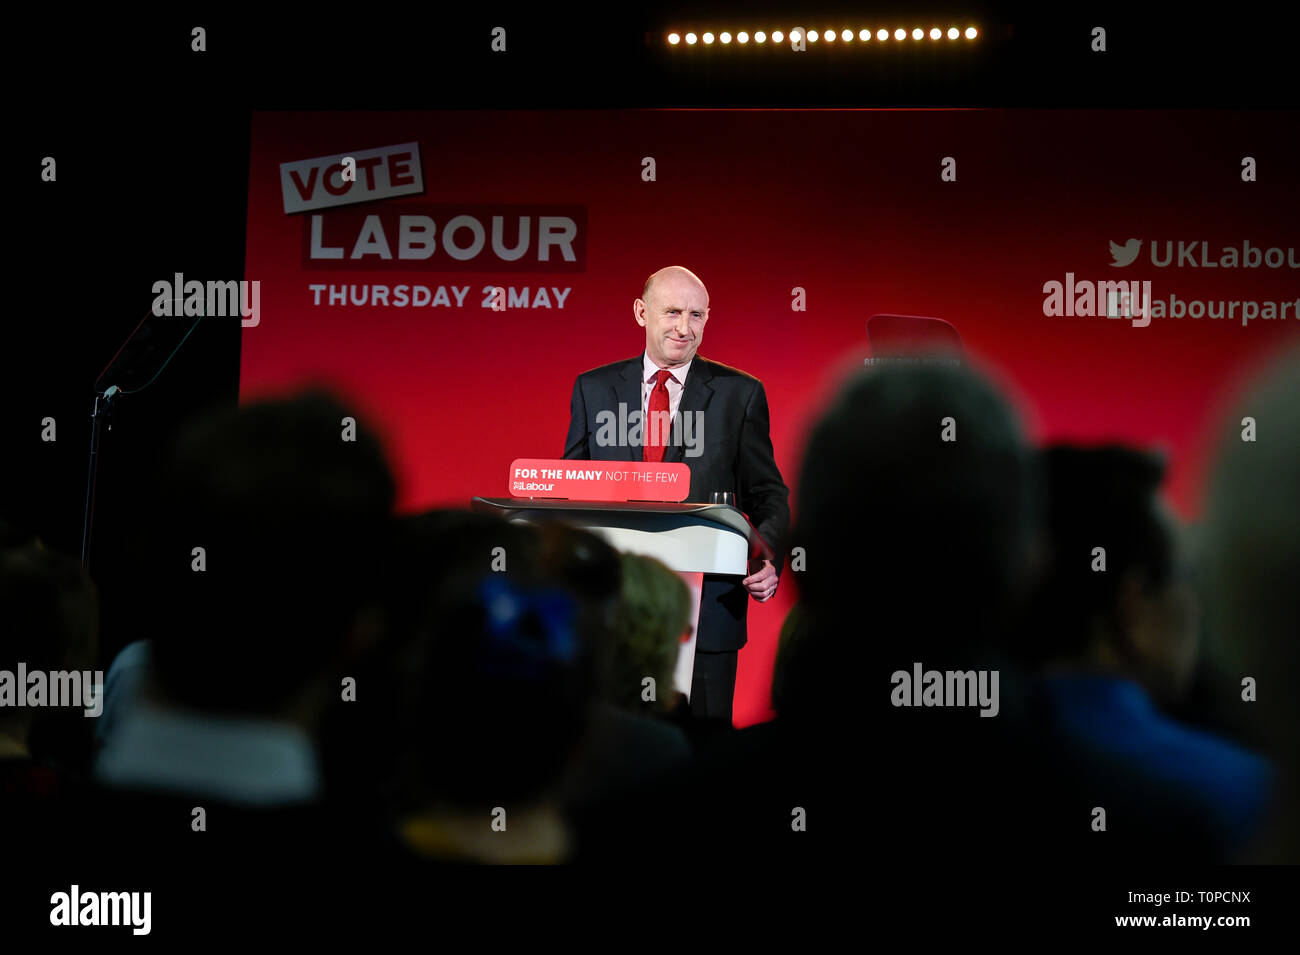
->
xmin=743 ymin=559 xmax=778 ymax=602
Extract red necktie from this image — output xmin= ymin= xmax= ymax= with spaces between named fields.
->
xmin=644 ymin=369 xmax=674 ymax=462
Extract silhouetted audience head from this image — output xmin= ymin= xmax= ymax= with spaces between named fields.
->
xmin=771 ymin=601 xmax=811 ymax=717
xmin=391 ymin=516 xmax=596 ymax=843
xmin=1203 ymin=347 xmax=1300 ymax=861
xmin=605 ymin=552 xmax=690 ymax=711
xmin=536 ymin=522 xmax=624 ymax=647
xmin=382 ymin=508 xmax=512 ymax=655
xmin=148 ymin=390 xmax=395 ymax=717
xmin=1023 ymin=445 xmax=1199 ymax=702
xmin=791 ymin=361 xmax=1040 ymax=715
xmin=0 ymin=543 xmax=99 ymax=745
xmin=1 ymin=544 xmax=98 ymax=674
xmin=0 ymin=516 xmax=38 ymax=551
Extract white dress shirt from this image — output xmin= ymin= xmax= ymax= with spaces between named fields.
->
xmin=641 ymin=352 xmax=692 ymax=421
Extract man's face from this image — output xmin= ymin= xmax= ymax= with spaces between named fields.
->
xmin=635 ymin=274 xmax=708 ymax=368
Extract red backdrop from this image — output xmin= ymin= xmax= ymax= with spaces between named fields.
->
xmin=242 ymin=109 xmax=1299 ymax=726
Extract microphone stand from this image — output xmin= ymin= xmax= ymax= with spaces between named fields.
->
xmin=80 ymin=385 xmax=120 ymax=568
xmin=80 ymin=299 xmax=203 ymax=572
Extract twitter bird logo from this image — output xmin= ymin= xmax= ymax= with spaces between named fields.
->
xmin=1109 ymin=238 xmax=1142 ymax=267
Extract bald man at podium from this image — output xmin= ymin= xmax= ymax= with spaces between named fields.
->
xmin=563 ymin=266 xmax=790 ymax=722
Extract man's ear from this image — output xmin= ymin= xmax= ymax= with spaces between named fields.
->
xmin=633 ymin=298 xmax=648 ymax=327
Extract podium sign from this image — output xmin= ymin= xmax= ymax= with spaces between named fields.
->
xmin=509 ymin=458 xmax=690 ymax=502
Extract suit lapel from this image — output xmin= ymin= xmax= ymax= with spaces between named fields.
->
xmin=615 ymin=358 xmax=643 ymax=462
xmin=663 ymin=357 xmax=715 ymax=464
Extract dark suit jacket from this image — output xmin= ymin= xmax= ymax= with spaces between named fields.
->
xmin=563 ymin=354 xmax=790 ymax=651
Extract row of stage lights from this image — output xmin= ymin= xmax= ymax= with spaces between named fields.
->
xmin=668 ymin=26 xmax=979 ymax=46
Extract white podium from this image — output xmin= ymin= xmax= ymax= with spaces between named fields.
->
xmin=470 ymin=497 xmax=774 ymax=698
